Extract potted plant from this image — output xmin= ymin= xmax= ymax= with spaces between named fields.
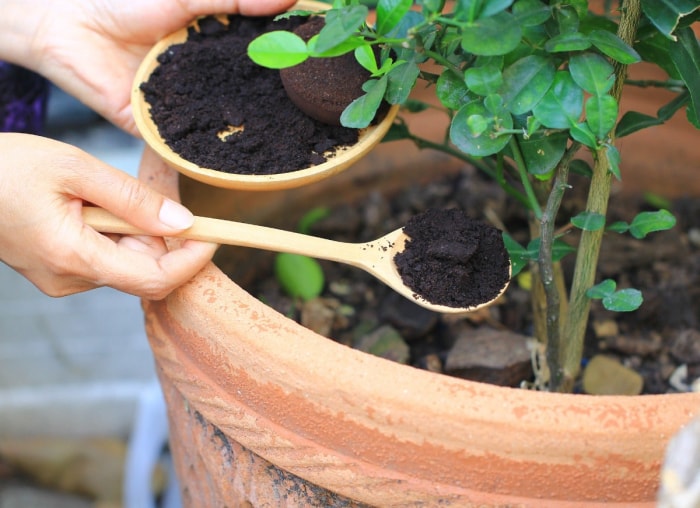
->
xmin=135 ymin=0 xmax=700 ymax=505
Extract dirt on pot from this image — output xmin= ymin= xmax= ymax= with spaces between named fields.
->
xmin=140 ymin=15 xmax=359 ymax=175
xmin=243 ymin=166 xmax=700 ymax=394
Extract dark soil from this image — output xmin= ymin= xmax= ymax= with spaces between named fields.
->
xmin=242 ymin=167 xmax=700 ymax=394
xmin=395 ymin=208 xmax=510 ymax=308
xmin=140 ymin=15 xmax=359 ymax=175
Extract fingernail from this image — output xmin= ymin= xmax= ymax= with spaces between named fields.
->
xmin=159 ymin=199 xmax=194 ymax=230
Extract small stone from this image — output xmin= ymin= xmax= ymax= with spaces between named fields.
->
xmin=593 ymin=318 xmax=619 ymax=338
xmin=604 ymin=332 xmax=663 ymax=357
xmin=688 ymin=227 xmax=700 ymax=248
xmin=582 ymin=355 xmax=644 ymax=395
xmin=415 ymin=353 xmax=443 ymax=373
xmin=669 ymin=329 xmax=700 ymax=364
xmin=354 ymin=325 xmax=410 ymax=364
xmin=444 ymin=327 xmax=533 ymax=387
xmin=300 ymin=297 xmax=341 ymax=337
xmin=379 ymin=292 xmax=439 ymax=341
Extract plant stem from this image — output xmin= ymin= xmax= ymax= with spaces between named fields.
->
xmin=551 ymin=0 xmax=642 ymax=392
xmin=509 ymin=138 xmax=543 ymax=219
xmin=539 ymin=144 xmax=578 ymax=383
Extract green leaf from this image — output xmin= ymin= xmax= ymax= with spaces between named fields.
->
xmin=465 ymin=65 xmax=503 ymax=96
xmin=533 ymin=71 xmax=584 ymax=129
xmin=467 ymin=114 xmax=489 ymax=135
xmin=615 ymin=111 xmax=665 ymax=138
xmin=669 ymin=27 xmax=700 ymax=126
xmin=585 ymin=94 xmax=618 ymax=140
xmin=516 ymin=131 xmax=569 ymax=176
xmin=512 ymin=0 xmax=551 ymax=27
xmin=527 ymin=237 xmax=577 ymax=262
xmin=640 ymin=0 xmax=699 ymax=40
xmin=606 ymin=144 xmax=621 ymax=180
xmin=247 ymin=31 xmax=309 ymax=69
xmin=354 ymin=45 xmax=379 ymax=74
xmin=628 ymin=209 xmax=677 ymax=239
xmin=499 ymin=55 xmax=556 ymax=115
xmin=386 ymin=61 xmax=420 ymax=104
xmin=455 ymin=0 xmax=514 ymax=21
xmin=502 ymin=232 xmax=530 ymax=276
xmin=588 ymin=279 xmax=644 ymax=312
xmin=586 ymin=279 xmax=616 ymax=299
xmin=569 ymin=121 xmax=598 ymax=148
xmin=603 ymin=288 xmax=644 ymax=312
xmin=298 ymin=207 xmax=330 ymax=235
xmin=376 ymin=0 xmax=413 ymax=35
xmin=588 ymin=30 xmax=641 ymax=64
xmin=544 ymin=32 xmax=592 ymax=52
xmin=607 ymin=221 xmax=630 ymax=234
xmin=275 ymin=253 xmax=325 ymax=301
xmin=436 ymin=70 xmax=471 ymax=110
xmin=569 ymin=52 xmax=615 ymax=96
xmin=571 ymin=211 xmax=606 ymax=231
xmin=340 ymin=76 xmax=388 ymax=128
xmin=461 ymin=12 xmax=522 ymax=56
xmin=450 ymin=100 xmax=513 ymax=156
xmin=315 ymin=5 xmax=369 ymax=54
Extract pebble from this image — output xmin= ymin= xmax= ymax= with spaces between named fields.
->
xmin=353 ymin=325 xmax=410 ymax=364
xmin=669 ymin=328 xmax=700 ymax=364
xmin=444 ymin=327 xmax=533 ymax=386
xmin=582 ymin=354 xmax=644 ymax=395
xmin=379 ymin=292 xmax=439 ymax=341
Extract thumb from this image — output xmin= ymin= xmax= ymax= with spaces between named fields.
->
xmin=66 ymin=156 xmax=194 ymax=235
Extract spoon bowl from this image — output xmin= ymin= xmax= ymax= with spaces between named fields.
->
xmin=83 ymin=207 xmax=510 ymax=314
xmin=131 ymin=11 xmax=399 ymax=191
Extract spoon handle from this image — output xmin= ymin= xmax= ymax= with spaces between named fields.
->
xmin=82 ymin=206 xmax=366 ymax=265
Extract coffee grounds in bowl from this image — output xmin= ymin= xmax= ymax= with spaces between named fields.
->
xmin=140 ymin=15 xmax=358 ymax=175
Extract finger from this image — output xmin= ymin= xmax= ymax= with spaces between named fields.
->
xmin=80 ymin=226 xmax=218 ymax=299
xmin=185 ymin=0 xmax=297 ymax=17
xmin=63 ymin=153 xmax=195 ymax=236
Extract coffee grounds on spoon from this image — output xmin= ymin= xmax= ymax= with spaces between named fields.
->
xmin=394 ymin=208 xmax=511 ymax=309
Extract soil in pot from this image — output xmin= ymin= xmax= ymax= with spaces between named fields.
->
xmin=237 ymin=166 xmax=700 ymax=394
xmin=140 ymin=15 xmax=360 ymax=175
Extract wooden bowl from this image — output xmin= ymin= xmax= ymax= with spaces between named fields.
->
xmin=131 ymin=10 xmax=398 ymax=191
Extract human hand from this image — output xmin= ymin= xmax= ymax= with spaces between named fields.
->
xmin=1 ymin=0 xmax=296 ymax=134
xmin=0 ymin=133 xmax=217 ymax=299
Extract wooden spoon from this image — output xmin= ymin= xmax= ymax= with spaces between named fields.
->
xmin=82 ymin=207 xmax=508 ymax=314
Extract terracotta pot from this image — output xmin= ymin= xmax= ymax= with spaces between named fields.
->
xmin=138 ymin=128 xmax=699 ymax=506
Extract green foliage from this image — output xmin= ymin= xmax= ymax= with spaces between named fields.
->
xmin=607 ymin=209 xmax=677 ymax=239
xmin=586 ymin=279 xmax=643 ymax=312
xmin=249 ymin=0 xmax=699 ymax=391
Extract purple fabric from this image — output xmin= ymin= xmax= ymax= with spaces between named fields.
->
xmin=0 ymin=61 xmax=49 ymax=134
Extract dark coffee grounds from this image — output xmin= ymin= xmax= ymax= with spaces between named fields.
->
xmin=394 ymin=208 xmax=511 ymax=308
xmin=140 ymin=15 xmax=358 ymax=175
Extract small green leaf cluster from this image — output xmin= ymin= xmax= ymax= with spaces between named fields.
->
xmin=586 ymin=279 xmax=642 ymax=312
xmin=504 ymin=208 xmax=676 ymax=278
